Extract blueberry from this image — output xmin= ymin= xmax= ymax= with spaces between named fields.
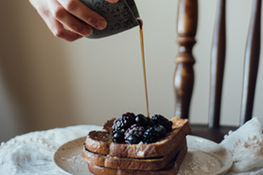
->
xmin=155 ymin=125 xmax=167 ymax=138
xmin=135 ymin=114 xmax=147 ymax=126
xmin=126 ymin=134 xmax=141 ymax=144
xmin=113 ymin=130 xmax=124 ymax=143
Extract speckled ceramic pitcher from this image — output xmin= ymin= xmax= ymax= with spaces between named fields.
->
xmin=79 ymin=0 xmax=140 ymax=38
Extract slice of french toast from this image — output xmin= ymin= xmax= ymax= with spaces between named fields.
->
xmin=82 ymin=138 xmax=186 ymax=170
xmin=84 ymin=117 xmax=191 ymax=158
xmin=86 ymin=146 xmax=187 ymax=175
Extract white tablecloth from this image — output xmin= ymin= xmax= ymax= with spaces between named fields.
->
xmin=1 ymin=117 xmax=263 ymax=175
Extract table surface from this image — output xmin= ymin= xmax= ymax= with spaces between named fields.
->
xmin=0 ymin=124 xmax=262 ymax=175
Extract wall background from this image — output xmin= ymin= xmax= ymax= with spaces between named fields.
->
xmin=0 ymin=0 xmax=263 ymax=142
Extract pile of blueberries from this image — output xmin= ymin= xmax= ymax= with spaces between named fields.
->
xmin=112 ymin=112 xmax=173 ymax=144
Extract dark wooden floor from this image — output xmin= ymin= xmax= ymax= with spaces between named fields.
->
xmin=189 ymin=125 xmax=238 ymax=143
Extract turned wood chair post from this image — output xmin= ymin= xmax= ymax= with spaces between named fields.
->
xmin=174 ymin=0 xmax=198 ymax=119
xmin=240 ymin=0 xmax=261 ymax=125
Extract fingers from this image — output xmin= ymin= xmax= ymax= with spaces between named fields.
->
xmin=47 ymin=0 xmax=94 ymax=37
xmin=45 ymin=15 xmax=84 ymax=41
xmin=30 ymin=0 xmax=83 ymax=41
xmin=56 ymin=0 xmax=107 ymax=30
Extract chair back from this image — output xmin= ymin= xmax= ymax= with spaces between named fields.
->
xmin=174 ymin=0 xmax=261 ymax=128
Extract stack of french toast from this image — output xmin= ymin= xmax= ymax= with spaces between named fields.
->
xmin=82 ymin=113 xmax=191 ymax=175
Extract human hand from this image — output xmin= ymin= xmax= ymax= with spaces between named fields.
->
xmin=29 ymin=0 xmax=119 ymax=41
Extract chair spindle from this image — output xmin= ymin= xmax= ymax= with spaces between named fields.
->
xmin=240 ymin=0 xmax=261 ymax=125
xmin=174 ymin=0 xmax=198 ymax=119
xmin=209 ymin=0 xmax=226 ymax=128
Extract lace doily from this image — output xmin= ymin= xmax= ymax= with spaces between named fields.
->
xmin=0 ymin=125 xmax=101 ymax=175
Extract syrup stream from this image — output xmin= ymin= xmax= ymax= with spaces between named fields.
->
xmin=138 ymin=18 xmax=149 ymax=118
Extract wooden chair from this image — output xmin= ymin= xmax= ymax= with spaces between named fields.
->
xmin=174 ymin=0 xmax=261 ymax=143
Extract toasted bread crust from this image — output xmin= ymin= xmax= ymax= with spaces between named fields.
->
xmin=85 ymin=117 xmax=191 ymax=158
xmin=86 ymin=146 xmax=187 ymax=175
xmin=84 ymin=118 xmax=115 ymax=155
xmin=82 ymin=138 xmax=186 ymax=170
